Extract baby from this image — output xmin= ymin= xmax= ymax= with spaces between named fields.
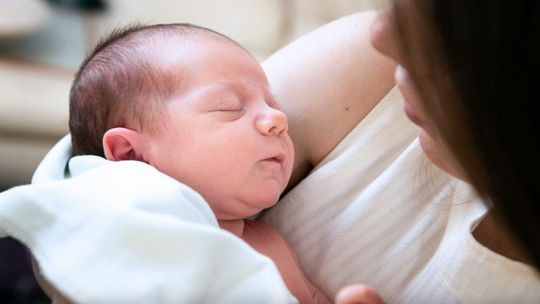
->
xmin=68 ymin=23 xmax=330 ymax=303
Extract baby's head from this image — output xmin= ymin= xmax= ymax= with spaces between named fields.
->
xmin=69 ymin=23 xmax=294 ymax=220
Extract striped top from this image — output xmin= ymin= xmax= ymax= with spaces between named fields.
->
xmin=260 ymin=87 xmax=540 ymax=303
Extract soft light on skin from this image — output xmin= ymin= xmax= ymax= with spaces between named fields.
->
xmin=138 ymin=37 xmax=295 ymax=221
xmin=370 ymin=8 xmax=467 ymax=181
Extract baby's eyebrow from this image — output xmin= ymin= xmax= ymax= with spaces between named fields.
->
xmin=205 ymin=79 xmax=271 ymax=104
xmin=191 ymin=82 xmax=237 ymax=98
xmin=192 ymin=83 xmax=244 ymax=108
xmin=213 ymin=80 xmax=239 ymax=90
xmin=196 ymin=82 xmax=240 ymax=99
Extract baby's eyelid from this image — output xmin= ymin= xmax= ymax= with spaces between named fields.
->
xmin=211 ymin=99 xmax=243 ymax=112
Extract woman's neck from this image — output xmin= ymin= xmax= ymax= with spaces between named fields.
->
xmin=473 ymin=211 xmax=531 ymax=264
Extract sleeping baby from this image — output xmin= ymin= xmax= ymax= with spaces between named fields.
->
xmin=66 ymin=23 xmax=330 ymax=304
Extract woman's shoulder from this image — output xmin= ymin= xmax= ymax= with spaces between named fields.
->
xmin=263 ymin=11 xmax=397 ymax=191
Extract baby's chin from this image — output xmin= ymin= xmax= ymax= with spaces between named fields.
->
xmin=243 ymin=196 xmax=280 ymax=219
xmin=215 ymin=196 xmax=280 ymax=221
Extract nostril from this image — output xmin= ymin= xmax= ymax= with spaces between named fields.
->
xmin=269 ymin=126 xmax=282 ymax=135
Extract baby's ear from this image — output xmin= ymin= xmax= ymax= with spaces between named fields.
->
xmin=103 ymin=128 xmax=147 ymax=162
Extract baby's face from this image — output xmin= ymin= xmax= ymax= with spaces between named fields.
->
xmin=145 ymin=38 xmax=294 ymax=220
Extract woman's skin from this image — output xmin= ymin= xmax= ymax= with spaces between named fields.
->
xmin=369 ymin=9 xmax=465 ymax=180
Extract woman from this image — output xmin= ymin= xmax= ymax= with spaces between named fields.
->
xmin=372 ymin=0 xmax=540 ymax=264
xmin=262 ymin=0 xmax=540 ymax=303
xmin=372 ymin=0 xmax=540 ymax=268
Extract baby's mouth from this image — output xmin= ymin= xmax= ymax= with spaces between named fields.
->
xmin=265 ymin=157 xmax=282 ymax=164
xmin=263 ymin=153 xmax=286 ymax=165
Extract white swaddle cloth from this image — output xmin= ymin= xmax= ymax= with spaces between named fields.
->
xmin=0 ymin=135 xmax=296 ymax=304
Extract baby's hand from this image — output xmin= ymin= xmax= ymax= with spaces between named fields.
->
xmin=335 ymin=284 xmax=386 ymax=304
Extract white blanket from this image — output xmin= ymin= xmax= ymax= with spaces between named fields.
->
xmin=0 ymin=135 xmax=296 ymax=304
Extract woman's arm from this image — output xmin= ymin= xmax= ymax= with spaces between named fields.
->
xmin=263 ymin=11 xmax=396 ymax=191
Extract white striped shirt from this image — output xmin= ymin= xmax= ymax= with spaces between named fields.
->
xmin=261 ymin=87 xmax=540 ymax=303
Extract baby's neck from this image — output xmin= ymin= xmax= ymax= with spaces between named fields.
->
xmin=218 ymin=219 xmax=246 ymax=237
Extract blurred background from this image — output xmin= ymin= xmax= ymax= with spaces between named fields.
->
xmin=0 ymin=0 xmax=387 ymax=302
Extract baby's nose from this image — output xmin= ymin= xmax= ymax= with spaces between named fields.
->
xmin=256 ymin=108 xmax=288 ymax=136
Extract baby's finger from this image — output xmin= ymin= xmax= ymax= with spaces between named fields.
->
xmin=335 ymin=284 xmax=386 ymax=304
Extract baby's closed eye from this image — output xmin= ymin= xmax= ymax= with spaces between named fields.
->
xmin=209 ymin=105 xmax=245 ymax=120
xmin=214 ymin=107 xmax=243 ymax=112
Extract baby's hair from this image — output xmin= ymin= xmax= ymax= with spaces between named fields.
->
xmin=69 ymin=22 xmax=245 ymax=157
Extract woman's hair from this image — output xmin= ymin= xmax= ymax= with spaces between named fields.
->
xmin=393 ymin=0 xmax=540 ymax=267
xmin=69 ymin=23 xmax=244 ymax=157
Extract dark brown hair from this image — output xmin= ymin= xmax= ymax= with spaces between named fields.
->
xmin=69 ymin=23 xmax=243 ymax=157
xmin=393 ymin=0 xmax=540 ymax=267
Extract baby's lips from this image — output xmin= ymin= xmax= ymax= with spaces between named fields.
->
xmin=263 ymin=151 xmax=287 ymax=164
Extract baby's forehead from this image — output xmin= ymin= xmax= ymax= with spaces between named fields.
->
xmin=149 ymin=35 xmax=240 ymax=73
xmin=157 ymin=31 xmax=239 ymax=54
xmin=141 ymin=33 xmax=266 ymax=99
